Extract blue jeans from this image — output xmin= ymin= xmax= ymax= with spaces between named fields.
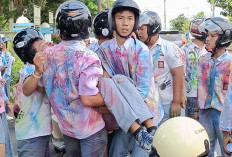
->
xmin=158 ymin=103 xmax=171 ymax=126
xmin=17 ymin=135 xmax=50 ymax=157
xmin=198 ymin=109 xmax=226 ymax=157
xmin=0 ymin=112 xmax=14 ymax=157
xmin=109 ymin=128 xmax=150 ymax=157
xmin=185 ymin=97 xmax=197 ymax=118
xmin=63 ymin=128 xmax=107 ymax=157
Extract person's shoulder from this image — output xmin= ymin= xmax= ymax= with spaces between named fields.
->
xmin=100 ymin=38 xmax=114 ymax=49
xmin=133 ymin=39 xmax=149 ymax=51
xmin=199 ymin=52 xmax=211 ymax=62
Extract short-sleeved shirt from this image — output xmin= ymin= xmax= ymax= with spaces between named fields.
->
xmin=181 ymin=41 xmax=208 ymax=97
xmin=150 ymin=37 xmax=184 ymax=105
xmin=14 ymin=63 xmax=51 ymax=140
xmin=220 ymin=63 xmax=232 ymax=131
xmin=197 ymin=51 xmax=232 ymax=111
xmin=99 ymin=37 xmax=163 ymax=125
xmin=42 ymin=40 xmax=105 ymax=139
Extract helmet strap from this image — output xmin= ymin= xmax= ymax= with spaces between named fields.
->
xmin=115 ymin=30 xmax=132 ymax=39
xmin=144 ymin=36 xmax=151 ymax=45
xmin=211 ymin=35 xmax=222 ymax=57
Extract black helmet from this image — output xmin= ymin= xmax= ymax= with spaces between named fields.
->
xmin=13 ymin=28 xmax=43 ymax=64
xmin=55 ymin=0 xmax=92 ymax=40
xmin=93 ymin=9 xmax=112 ymax=39
xmin=109 ymin=0 xmax=140 ymax=38
xmin=190 ymin=18 xmax=206 ymax=40
xmin=139 ymin=11 xmax=161 ymax=37
xmin=199 ymin=17 xmax=232 ymax=56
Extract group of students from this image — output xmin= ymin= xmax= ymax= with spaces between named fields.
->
xmin=0 ymin=0 xmax=231 ymax=156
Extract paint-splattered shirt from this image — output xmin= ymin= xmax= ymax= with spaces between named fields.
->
xmin=150 ymin=37 xmax=184 ymax=104
xmin=42 ymin=40 xmax=105 ymax=139
xmin=197 ymin=51 xmax=232 ymax=111
xmin=220 ymin=62 xmax=232 ymax=131
xmin=99 ymin=37 xmax=163 ymax=126
xmin=14 ymin=63 xmax=51 ymax=140
xmin=181 ymin=41 xmax=208 ymax=97
xmin=0 ymin=58 xmax=5 ymax=114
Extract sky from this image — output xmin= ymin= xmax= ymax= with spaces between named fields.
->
xmin=133 ymin=0 xmax=225 ymax=29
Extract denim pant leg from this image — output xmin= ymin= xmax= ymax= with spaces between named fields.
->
xmin=158 ymin=103 xmax=171 ymax=126
xmin=111 ymin=75 xmax=153 ymax=123
xmin=199 ymin=109 xmax=217 ymax=157
xmin=98 ymin=77 xmax=138 ymax=133
xmin=63 ymin=135 xmax=81 ymax=157
xmin=17 ymin=135 xmax=50 ymax=157
xmin=109 ymin=128 xmax=133 ymax=157
xmin=185 ymin=97 xmax=197 ymax=118
xmin=0 ymin=112 xmax=14 ymax=157
xmin=213 ymin=110 xmax=227 ymax=157
xmin=130 ymin=134 xmax=149 ymax=157
xmin=64 ymin=128 xmax=107 ymax=157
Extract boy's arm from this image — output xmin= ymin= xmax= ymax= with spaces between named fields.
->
xmin=22 ymin=52 xmax=46 ymax=96
xmin=80 ymin=93 xmax=105 ymax=107
xmin=170 ymin=65 xmax=184 ymax=117
xmin=79 ymin=55 xmax=105 ymax=107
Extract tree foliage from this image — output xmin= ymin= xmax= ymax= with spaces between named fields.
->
xmin=170 ymin=12 xmax=205 ymax=33
xmin=170 ymin=14 xmax=190 ymax=33
xmin=0 ymin=0 xmax=17 ymax=30
xmin=0 ymin=0 xmax=114 ymax=30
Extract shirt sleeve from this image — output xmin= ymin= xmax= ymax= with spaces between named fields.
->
xmin=136 ymin=45 xmax=152 ymax=99
xmin=166 ymin=43 xmax=184 ymax=69
xmin=21 ymin=65 xmax=35 ymax=82
xmin=79 ymin=54 xmax=103 ymax=96
xmin=220 ymin=63 xmax=232 ymax=132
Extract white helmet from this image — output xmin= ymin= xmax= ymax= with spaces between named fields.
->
xmin=153 ymin=117 xmax=209 ymax=157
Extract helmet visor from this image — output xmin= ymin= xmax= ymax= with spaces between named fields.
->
xmin=198 ymin=18 xmax=223 ymax=35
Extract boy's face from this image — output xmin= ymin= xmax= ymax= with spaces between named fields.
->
xmin=205 ymin=31 xmax=220 ymax=50
xmin=115 ymin=10 xmax=135 ymax=37
xmin=32 ymin=40 xmax=52 ymax=52
xmin=138 ymin=25 xmax=148 ymax=43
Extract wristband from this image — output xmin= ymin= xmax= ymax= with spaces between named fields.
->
xmin=33 ymin=72 xmax=42 ymax=79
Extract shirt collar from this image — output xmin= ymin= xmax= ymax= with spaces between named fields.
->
xmin=216 ymin=51 xmax=230 ymax=62
xmin=113 ymin=37 xmax=134 ymax=50
xmin=150 ymin=36 xmax=162 ymax=51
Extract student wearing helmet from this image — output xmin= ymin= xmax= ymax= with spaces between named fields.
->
xmin=197 ymin=17 xmax=232 ymax=157
xmin=12 ymin=28 xmax=53 ymax=157
xmin=0 ymin=35 xmax=14 ymax=157
xmin=33 ymin=1 xmax=107 ymax=156
xmin=89 ymin=8 xmax=162 ymax=154
xmin=181 ymin=18 xmax=209 ymax=119
xmin=138 ymin=11 xmax=184 ymax=124
xmin=0 ymin=34 xmax=14 ymax=120
xmin=97 ymin=0 xmax=163 ymax=156
xmin=88 ymin=9 xmax=113 ymax=52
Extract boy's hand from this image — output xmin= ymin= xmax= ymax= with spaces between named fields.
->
xmin=170 ymin=102 xmax=181 ymax=118
xmin=0 ymin=79 xmax=6 ymax=85
xmin=194 ymin=111 xmax=199 ymax=121
xmin=6 ymin=101 xmax=13 ymax=115
xmin=33 ymin=52 xmax=47 ymax=75
xmin=180 ymin=95 xmax=187 ymax=109
xmin=223 ymin=131 xmax=232 ymax=156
